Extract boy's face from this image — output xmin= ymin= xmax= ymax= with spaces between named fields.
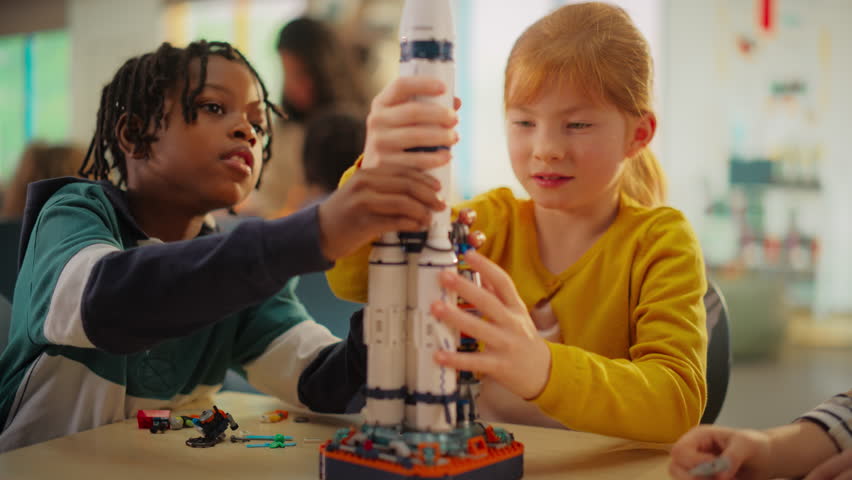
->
xmin=505 ymin=83 xmax=647 ymax=214
xmin=130 ymin=55 xmax=268 ymax=213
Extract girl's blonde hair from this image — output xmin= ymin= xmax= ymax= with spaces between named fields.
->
xmin=1 ymin=142 xmax=85 ymax=219
xmin=504 ymin=2 xmax=666 ymax=207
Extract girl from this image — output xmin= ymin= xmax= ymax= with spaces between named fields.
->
xmin=327 ymin=2 xmax=708 ymax=443
xmin=0 ymin=40 xmax=444 ymax=453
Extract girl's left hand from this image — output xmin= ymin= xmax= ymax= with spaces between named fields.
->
xmin=805 ymin=449 xmax=852 ymax=480
xmin=430 ymin=250 xmax=552 ymax=400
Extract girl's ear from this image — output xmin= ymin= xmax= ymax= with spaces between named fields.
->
xmin=626 ymin=112 xmax=656 ymax=158
xmin=115 ymin=113 xmax=147 ymax=159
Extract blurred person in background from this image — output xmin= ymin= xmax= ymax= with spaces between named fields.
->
xmin=1 ymin=142 xmax=85 ymax=220
xmin=240 ymin=16 xmax=369 ymax=218
xmin=300 ymin=108 xmax=366 ymax=208
xmin=0 ymin=142 xmax=85 ymax=299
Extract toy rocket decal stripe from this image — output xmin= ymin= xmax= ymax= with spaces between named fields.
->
xmin=400 ymin=40 xmax=454 ymax=62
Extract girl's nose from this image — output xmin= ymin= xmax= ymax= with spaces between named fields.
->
xmin=533 ymin=135 xmax=562 ymax=163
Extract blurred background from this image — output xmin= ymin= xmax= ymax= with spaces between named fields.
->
xmin=0 ymin=0 xmax=849 ymax=429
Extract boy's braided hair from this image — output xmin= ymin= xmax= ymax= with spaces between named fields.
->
xmin=80 ymin=40 xmax=283 ymax=187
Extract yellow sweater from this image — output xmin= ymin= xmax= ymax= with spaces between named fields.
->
xmin=327 ymin=186 xmax=707 ymax=443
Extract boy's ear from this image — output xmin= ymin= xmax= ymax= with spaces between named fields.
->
xmin=115 ymin=113 xmax=147 ymax=159
xmin=626 ymin=112 xmax=656 ymax=158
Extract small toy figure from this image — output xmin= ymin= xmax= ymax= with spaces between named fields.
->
xmin=260 ymin=409 xmax=289 ymax=423
xmin=451 ymin=208 xmax=486 ymax=427
xmin=185 ymin=405 xmax=239 ymax=448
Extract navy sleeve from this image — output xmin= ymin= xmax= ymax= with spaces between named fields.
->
xmin=298 ymin=309 xmax=367 ymax=413
xmin=82 ymin=205 xmax=333 ymax=354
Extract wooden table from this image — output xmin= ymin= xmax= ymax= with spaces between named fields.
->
xmin=0 ymin=392 xmax=673 ymax=479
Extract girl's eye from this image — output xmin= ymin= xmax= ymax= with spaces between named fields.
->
xmin=201 ymin=103 xmax=224 ymax=114
xmin=513 ymin=120 xmax=535 ymax=127
xmin=566 ymin=122 xmax=592 ymax=129
xmin=252 ymin=123 xmax=266 ymax=135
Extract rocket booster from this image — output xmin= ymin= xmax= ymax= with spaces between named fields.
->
xmin=400 ymin=0 xmax=459 ymax=432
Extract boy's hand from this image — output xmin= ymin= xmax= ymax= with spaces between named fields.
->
xmin=317 ymin=164 xmax=445 ymax=260
xmin=429 ymin=251 xmax=552 ymax=401
xmin=363 ymin=76 xmax=460 ymax=170
xmin=669 ymin=425 xmax=771 ymax=480
xmin=805 ymin=449 xmax=852 ymax=480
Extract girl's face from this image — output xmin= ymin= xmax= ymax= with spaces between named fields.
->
xmin=129 ymin=55 xmax=268 ymax=213
xmin=505 ymin=83 xmax=652 ymax=214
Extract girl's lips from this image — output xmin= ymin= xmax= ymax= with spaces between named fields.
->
xmin=532 ymin=174 xmax=574 ymax=188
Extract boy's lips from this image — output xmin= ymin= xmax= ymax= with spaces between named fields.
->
xmin=221 ymin=147 xmax=254 ymax=170
xmin=220 ymin=147 xmax=254 ymax=178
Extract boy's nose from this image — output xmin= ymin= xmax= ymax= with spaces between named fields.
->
xmin=231 ymin=121 xmax=257 ymax=147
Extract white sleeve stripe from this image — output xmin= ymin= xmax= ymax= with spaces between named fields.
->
xmin=242 ymin=320 xmax=339 ymax=407
xmin=829 ymin=394 xmax=852 ymax=413
xmin=43 ymin=243 xmax=120 ymax=348
xmin=805 ymin=410 xmax=843 ymax=427
xmin=829 ymin=422 xmax=852 ymax=450
xmin=800 ymin=394 xmax=852 ymax=452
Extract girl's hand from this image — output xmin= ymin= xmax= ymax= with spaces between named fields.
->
xmin=363 ymin=76 xmax=460 ymax=171
xmin=669 ymin=425 xmax=772 ymax=480
xmin=430 ymin=250 xmax=552 ymax=401
xmin=805 ymin=449 xmax=852 ymax=480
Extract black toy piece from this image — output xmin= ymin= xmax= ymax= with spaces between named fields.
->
xmin=185 ymin=405 xmax=239 ymax=448
xmin=149 ymin=417 xmax=169 ymax=434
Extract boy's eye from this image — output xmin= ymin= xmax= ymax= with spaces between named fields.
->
xmin=200 ymin=103 xmax=224 ymax=114
xmin=252 ymin=123 xmax=266 ymax=136
xmin=566 ymin=122 xmax=592 ymax=129
xmin=513 ymin=120 xmax=535 ymax=127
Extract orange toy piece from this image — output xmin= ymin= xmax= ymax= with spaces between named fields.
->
xmin=260 ymin=409 xmax=289 ymax=423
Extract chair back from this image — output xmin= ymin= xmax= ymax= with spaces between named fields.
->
xmin=0 ymin=220 xmax=22 ymax=300
xmin=0 ymin=294 xmax=11 ymax=354
xmin=701 ymin=280 xmax=732 ymax=424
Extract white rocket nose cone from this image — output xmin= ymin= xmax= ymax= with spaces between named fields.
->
xmin=400 ymin=0 xmax=455 ymax=41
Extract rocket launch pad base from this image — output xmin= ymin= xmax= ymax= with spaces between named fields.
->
xmin=318 ymin=423 xmax=523 ymax=480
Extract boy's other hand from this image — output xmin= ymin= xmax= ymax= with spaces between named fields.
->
xmin=317 ymin=163 xmax=445 ymax=260
xmin=669 ymin=425 xmax=771 ymax=480
xmin=805 ymin=449 xmax=852 ymax=480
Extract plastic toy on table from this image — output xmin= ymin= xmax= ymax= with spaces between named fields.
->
xmin=185 ymin=405 xmax=239 ymax=448
xmin=137 ymin=409 xmax=171 ymax=434
xmin=260 ymin=409 xmax=289 ymax=423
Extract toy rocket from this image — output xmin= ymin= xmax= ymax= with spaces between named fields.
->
xmin=363 ymin=0 xmax=458 ymax=433
xmin=320 ymin=3 xmax=524 ymax=477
